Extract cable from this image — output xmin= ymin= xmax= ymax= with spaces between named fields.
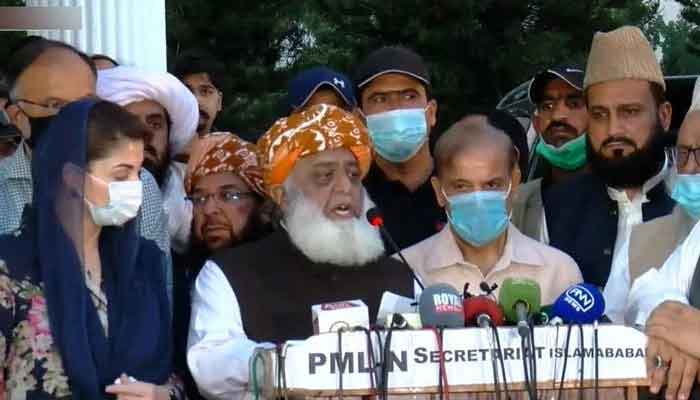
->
xmin=486 ymin=324 xmax=503 ymax=400
xmin=251 ymin=351 xmax=264 ymax=400
xmin=355 ymin=327 xmax=380 ymax=394
xmin=594 ymin=321 xmax=600 ymax=400
xmin=577 ymin=323 xmax=584 ymax=400
xmin=521 ymin=336 xmax=533 ymax=399
xmin=552 ymin=324 xmax=561 ymax=393
xmin=432 ymin=327 xmax=451 ymax=400
xmin=484 ymin=319 xmax=502 ymax=400
xmin=491 ymin=322 xmax=511 ymax=399
xmin=557 ymin=324 xmax=574 ymax=400
xmin=528 ymin=320 xmax=538 ymax=400
xmin=336 ymin=329 xmax=344 ymax=400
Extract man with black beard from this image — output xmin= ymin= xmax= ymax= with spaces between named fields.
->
xmin=97 ymin=65 xmax=199 ymax=253
xmin=186 ymin=105 xmax=414 ymax=399
xmin=543 ymin=26 xmax=675 ymax=324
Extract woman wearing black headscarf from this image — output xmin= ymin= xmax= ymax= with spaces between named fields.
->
xmin=0 ymin=99 xmax=179 ymax=399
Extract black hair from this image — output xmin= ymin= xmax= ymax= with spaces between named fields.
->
xmin=6 ymin=36 xmax=97 ymax=93
xmin=90 ymin=54 xmax=119 ymax=67
xmin=488 ymin=109 xmax=529 ymax=179
xmin=87 ymin=101 xmax=149 ymax=163
xmin=173 ymin=51 xmax=225 ymax=90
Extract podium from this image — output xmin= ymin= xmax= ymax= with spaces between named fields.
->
xmin=251 ymin=324 xmax=649 ymax=398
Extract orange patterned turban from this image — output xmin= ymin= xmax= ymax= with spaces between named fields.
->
xmin=185 ymin=132 xmax=264 ymax=195
xmin=257 ymin=104 xmax=372 ymax=192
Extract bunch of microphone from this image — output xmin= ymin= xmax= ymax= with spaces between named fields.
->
xmin=415 ymin=279 xmax=606 ymax=400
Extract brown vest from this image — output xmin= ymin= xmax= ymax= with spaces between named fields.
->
xmin=212 ymin=231 xmax=414 ymax=343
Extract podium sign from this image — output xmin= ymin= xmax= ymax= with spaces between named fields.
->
xmin=256 ymin=325 xmax=648 ymax=395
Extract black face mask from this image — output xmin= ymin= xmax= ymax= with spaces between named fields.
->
xmin=25 ymin=115 xmax=56 ymax=149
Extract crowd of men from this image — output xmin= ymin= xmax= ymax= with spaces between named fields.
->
xmin=2 ymin=24 xmax=700 ymax=399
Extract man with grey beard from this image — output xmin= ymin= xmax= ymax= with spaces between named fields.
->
xmin=186 ymin=104 xmax=415 ymax=400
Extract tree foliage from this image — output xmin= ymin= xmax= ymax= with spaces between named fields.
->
xmin=167 ymin=0 xmax=661 ymax=135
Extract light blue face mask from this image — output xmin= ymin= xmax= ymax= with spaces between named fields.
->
xmin=365 ymin=108 xmax=428 ymax=163
xmin=670 ymin=172 xmax=700 ymax=220
xmin=443 ymin=185 xmax=511 ymax=247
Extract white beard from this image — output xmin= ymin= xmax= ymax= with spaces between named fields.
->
xmin=284 ymin=187 xmax=386 ymax=267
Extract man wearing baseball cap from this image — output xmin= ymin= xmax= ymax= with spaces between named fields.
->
xmin=512 ymin=64 xmax=589 ymax=241
xmin=353 ymin=46 xmax=443 ymax=249
xmin=288 ymin=66 xmax=356 ymax=112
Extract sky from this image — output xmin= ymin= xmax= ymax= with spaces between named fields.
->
xmin=662 ymin=0 xmax=682 ymax=22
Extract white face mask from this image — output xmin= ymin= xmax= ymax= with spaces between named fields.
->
xmin=86 ymin=175 xmax=143 ymax=226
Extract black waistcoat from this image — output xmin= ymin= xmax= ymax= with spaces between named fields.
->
xmin=543 ymin=173 xmax=675 ymax=287
xmin=212 ymin=231 xmax=415 ymax=342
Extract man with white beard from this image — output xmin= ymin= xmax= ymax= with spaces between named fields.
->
xmin=186 ymin=104 xmax=415 ymax=399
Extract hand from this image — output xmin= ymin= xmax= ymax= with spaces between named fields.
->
xmin=105 ymin=374 xmax=170 ymax=400
xmin=646 ymin=336 xmax=699 ymax=400
xmin=647 ymin=301 xmax=700 ymax=359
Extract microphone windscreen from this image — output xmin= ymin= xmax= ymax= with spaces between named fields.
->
xmin=419 ymin=283 xmax=465 ymax=328
xmin=366 ymin=208 xmax=383 ymax=227
xmin=551 ymin=283 xmax=605 ymax=324
xmin=464 ymin=295 xmax=505 ymax=326
xmin=498 ymin=278 xmax=542 ymax=323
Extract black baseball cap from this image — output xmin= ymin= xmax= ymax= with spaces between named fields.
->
xmin=528 ymin=64 xmax=584 ymax=105
xmin=353 ymin=46 xmax=431 ymax=89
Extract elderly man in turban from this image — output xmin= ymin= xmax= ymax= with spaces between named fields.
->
xmin=97 ymin=65 xmax=199 ymax=254
xmin=186 ymin=104 xmax=415 ymax=399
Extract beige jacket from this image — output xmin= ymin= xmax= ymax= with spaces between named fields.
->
xmin=511 ymin=178 xmax=547 ymax=242
xmin=402 ymin=223 xmax=582 ymax=305
xmin=628 ymin=207 xmax=695 ymax=284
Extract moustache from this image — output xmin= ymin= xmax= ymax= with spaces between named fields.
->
xmin=601 ymin=136 xmax=637 ymax=149
xmin=545 ymin=121 xmax=577 ymax=136
xmin=199 ymin=109 xmax=210 ymax=121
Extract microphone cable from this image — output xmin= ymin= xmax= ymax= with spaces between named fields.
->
xmin=275 ymin=343 xmax=289 ymax=400
xmin=354 ymin=327 xmax=381 ymax=395
xmin=528 ymin=319 xmax=538 ymax=400
xmin=490 ymin=320 xmax=512 ymax=399
xmin=557 ymin=324 xmax=574 ymax=400
xmin=594 ymin=321 xmax=600 ymax=400
xmin=552 ymin=324 xmax=562 ymax=394
xmin=485 ymin=321 xmax=502 ymax=400
xmin=521 ymin=335 xmax=535 ymax=399
xmin=577 ymin=323 xmax=584 ymax=400
xmin=431 ymin=327 xmax=451 ymax=400
xmin=336 ymin=329 xmax=345 ymax=400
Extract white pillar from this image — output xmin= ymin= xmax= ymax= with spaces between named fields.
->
xmin=25 ymin=0 xmax=167 ymax=72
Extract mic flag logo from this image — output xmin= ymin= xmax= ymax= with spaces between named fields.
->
xmin=563 ymin=285 xmax=594 ymax=313
xmin=433 ymin=293 xmax=463 ymax=313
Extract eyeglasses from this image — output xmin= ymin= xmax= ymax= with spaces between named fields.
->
xmin=673 ymin=146 xmax=700 ymax=168
xmin=186 ymin=190 xmax=254 ymax=207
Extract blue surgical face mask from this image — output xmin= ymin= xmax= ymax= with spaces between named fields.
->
xmin=365 ymin=107 xmax=428 ymax=163
xmin=443 ymin=185 xmax=511 ymax=247
xmin=669 ymin=171 xmax=700 ymax=220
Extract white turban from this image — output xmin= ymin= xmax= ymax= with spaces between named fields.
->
xmin=690 ymin=77 xmax=700 ymax=113
xmin=97 ymin=65 xmax=198 ymax=157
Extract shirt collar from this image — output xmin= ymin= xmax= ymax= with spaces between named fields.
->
xmin=424 ymin=224 xmax=539 ymax=275
xmin=606 ymin=154 xmax=669 ymax=203
xmin=6 ymin=142 xmax=32 ymax=181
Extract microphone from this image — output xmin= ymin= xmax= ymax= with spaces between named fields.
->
xmin=366 ymin=207 xmax=424 ymax=290
xmin=551 ymin=283 xmax=605 ymax=324
xmin=419 ymin=284 xmax=465 ymax=328
xmin=464 ymin=295 xmax=505 ymax=327
xmin=498 ymin=278 xmax=541 ymax=338
xmin=311 ymin=300 xmax=370 ymax=334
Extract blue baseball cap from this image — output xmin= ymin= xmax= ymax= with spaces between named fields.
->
xmin=288 ymin=67 xmax=356 ymax=110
